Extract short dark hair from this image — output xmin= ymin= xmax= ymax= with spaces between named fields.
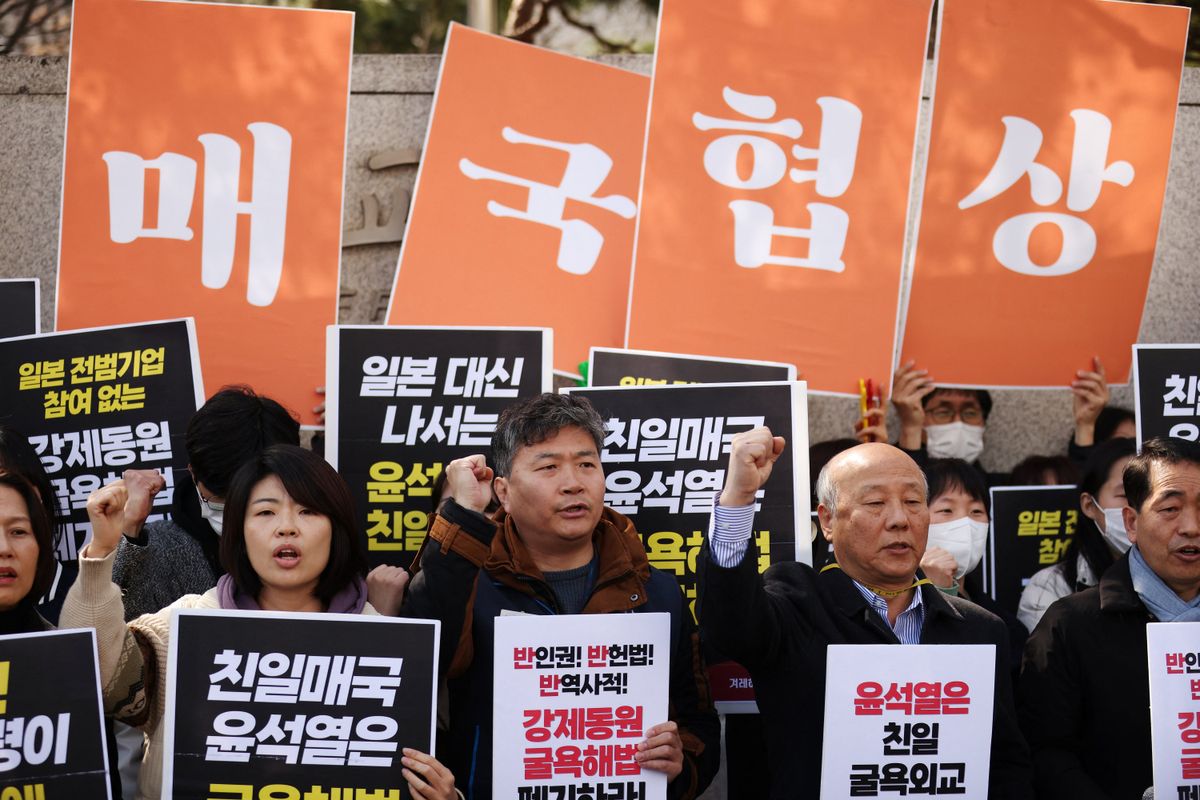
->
xmin=1010 ymin=455 xmax=1080 ymax=487
xmin=925 ymin=458 xmax=990 ymax=514
xmin=186 ymin=386 xmax=300 ymax=496
xmin=491 ymin=393 xmax=605 ymax=477
xmin=0 ymin=425 xmax=62 ymax=556
xmin=1124 ymin=437 xmax=1200 ymax=512
xmin=1095 ymin=405 xmax=1136 ymax=442
xmin=0 ymin=471 xmax=57 ymax=600
xmin=1059 ymin=437 xmax=1136 ymax=588
xmin=219 ymin=445 xmax=367 ymax=606
xmin=922 ymin=388 xmax=993 ymax=421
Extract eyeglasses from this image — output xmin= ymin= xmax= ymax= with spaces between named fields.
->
xmin=188 ymin=468 xmax=225 ymax=512
xmin=927 ymin=405 xmax=984 ymax=424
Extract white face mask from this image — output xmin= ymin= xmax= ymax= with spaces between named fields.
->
xmin=197 ymin=489 xmax=224 ymax=536
xmin=926 ymin=516 xmax=990 ymax=580
xmin=925 ymin=422 xmax=985 ymax=463
xmin=1098 ymin=505 xmax=1131 ymax=554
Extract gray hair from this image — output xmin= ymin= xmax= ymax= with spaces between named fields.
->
xmin=491 ymin=393 xmax=606 ymax=477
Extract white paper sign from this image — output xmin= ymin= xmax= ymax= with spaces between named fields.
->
xmin=820 ymin=644 xmax=996 ymax=799
xmin=1148 ymin=622 xmax=1200 ymax=796
xmin=493 ymin=613 xmax=671 ymax=800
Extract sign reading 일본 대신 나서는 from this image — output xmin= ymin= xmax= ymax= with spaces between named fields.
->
xmin=162 ymin=610 xmax=440 ymax=800
xmin=983 ymin=485 xmax=1079 ymax=617
xmin=0 ymin=629 xmax=113 ymax=799
xmin=820 ymin=644 xmax=996 ymax=800
xmin=564 ymin=381 xmax=809 ymax=712
xmin=587 ymin=347 xmax=796 ymax=388
xmin=493 ymin=612 xmax=671 ymax=800
xmin=0 ymin=319 xmax=204 ymax=565
xmin=325 ymin=325 xmax=552 ymax=568
xmin=1134 ymin=345 xmax=1200 ymax=446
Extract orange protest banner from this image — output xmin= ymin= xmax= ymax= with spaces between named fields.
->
xmin=901 ymin=0 xmax=1189 ymax=388
xmin=56 ymin=0 xmax=353 ymax=425
xmin=625 ymin=0 xmax=933 ymax=395
xmin=385 ymin=23 xmax=649 ymax=377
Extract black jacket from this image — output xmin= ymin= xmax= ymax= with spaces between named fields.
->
xmin=1019 ymin=554 xmax=1153 ymax=799
xmin=697 ymin=542 xmax=1033 ymax=800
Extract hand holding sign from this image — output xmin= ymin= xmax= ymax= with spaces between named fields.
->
xmin=719 ymin=426 xmax=786 ymax=507
xmin=891 ymin=361 xmax=935 ymax=451
xmin=401 ymin=748 xmax=458 ymax=800
xmin=445 ymin=454 xmax=495 ymax=514
xmin=635 ymin=720 xmax=684 ymax=780
xmin=85 ymin=481 xmax=129 ymax=559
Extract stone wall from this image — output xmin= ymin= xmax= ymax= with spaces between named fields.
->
xmin=2 ymin=53 xmax=1198 ymax=471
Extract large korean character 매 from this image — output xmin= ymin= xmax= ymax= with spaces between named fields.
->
xmin=134 ymin=420 xmax=174 ymax=461
xmin=603 ymin=470 xmax=642 ymax=516
xmin=135 ymin=346 xmax=166 ymax=377
xmin=300 ymin=655 xmax=357 ymax=706
xmin=854 ymin=681 xmax=884 ymax=716
xmin=98 ymin=425 xmax=139 ymax=466
xmin=1038 ymin=537 xmax=1069 ymax=565
xmin=205 ymin=710 xmax=257 ymax=762
xmin=350 ymin=656 xmax=404 ymax=706
xmin=674 ymin=417 xmax=724 ymax=462
xmin=883 ymin=682 xmax=913 ymax=715
xmin=18 ymin=359 xmax=65 ymax=391
xmin=43 ymin=387 xmax=92 ymax=420
xmin=97 ymin=383 xmax=148 ymax=413
xmin=402 ymin=462 xmax=443 ymax=498
xmin=253 ymin=713 xmax=307 ymax=763
xmin=367 ymin=462 xmax=407 ymax=505
xmin=642 ymin=470 xmax=684 ymax=514
xmin=600 ymin=419 xmax=636 ymax=464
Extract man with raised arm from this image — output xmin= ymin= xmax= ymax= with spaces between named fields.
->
xmin=401 ymin=392 xmax=720 ymax=800
xmin=697 ymin=429 xmax=1032 ymax=798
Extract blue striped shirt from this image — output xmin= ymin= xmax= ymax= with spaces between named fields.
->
xmin=708 ymin=495 xmax=926 ymax=644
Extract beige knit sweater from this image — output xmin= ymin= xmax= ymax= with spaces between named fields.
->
xmin=59 ymin=548 xmax=378 ymax=800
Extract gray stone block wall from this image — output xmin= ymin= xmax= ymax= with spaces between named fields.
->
xmin=2 ymin=54 xmax=1197 ymax=472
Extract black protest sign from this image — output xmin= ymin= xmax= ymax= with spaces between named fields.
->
xmin=588 ymin=347 xmax=794 ymax=388
xmin=164 ymin=610 xmax=440 ymax=800
xmin=1134 ymin=344 xmax=1200 ymax=445
xmin=0 ymin=280 xmax=39 ymax=340
xmin=566 ymin=382 xmax=809 ymax=711
xmin=984 ymin=486 xmax=1079 ymax=616
xmin=0 ymin=629 xmax=112 ymax=799
xmin=326 ymin=326 xmax=551 ymax=568
xmin=0 ymin=319 xmax=203 ymax=563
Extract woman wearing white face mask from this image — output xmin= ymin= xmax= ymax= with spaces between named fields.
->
xmin=1016 ymin=437 xmax=1136 ymax=632
xmin=918 ymin=460 xmax=992 ymax=596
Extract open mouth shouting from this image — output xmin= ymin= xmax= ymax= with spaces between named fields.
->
xmin=0 ymin=566 xmax=17 ymax=585
xmin=272 ymin=544 xmax=302 ymax=569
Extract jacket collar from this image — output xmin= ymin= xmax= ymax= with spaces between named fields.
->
xmin=485 ymin=507 xmax=651 ymax=613
xmin=1099 ymin=553 xmax=1149 ymax=615
xmin=822 ymin=565 xmax=964 ymax=635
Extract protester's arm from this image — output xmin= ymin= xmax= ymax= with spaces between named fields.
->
xmin=891 ymin=361 xmax=933 ymax=452
xmin=697 ymin=427 xmax=809 ymax=668
xmin=1018 ymin=604 xmax=1114 ymax=799
xmin=1071 ymin=356 xmax=1109 ymax=449
xmin=400 ymin=455 xmax=498 ymax=676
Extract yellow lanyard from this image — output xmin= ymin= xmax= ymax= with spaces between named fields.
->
xmin=819 ymin=562 xmax=932 ymax=599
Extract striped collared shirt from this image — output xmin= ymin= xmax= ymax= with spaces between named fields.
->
xmin=849 ymin=578 xmax=925 ymax=645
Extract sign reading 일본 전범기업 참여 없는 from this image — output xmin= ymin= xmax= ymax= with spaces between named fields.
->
xmin=0 ymin=629 xmax=113 ymax=799
xmin=983 ymin=485 xmax=1080 ymax=618
xmin=0 ymin=319 xmax=204 ymax=570
xmin=163 ymin=610 xmax=440 ymax=800
xmin=326 ymin=325 xmax=551 ymax=568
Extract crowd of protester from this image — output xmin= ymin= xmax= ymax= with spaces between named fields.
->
xmin=1 ymin=354 xmax=1194 ymax=800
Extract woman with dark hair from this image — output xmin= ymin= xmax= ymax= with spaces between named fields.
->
xmin=1017 ymin=437 xmax=1136 ymax=631
xmin=918 ymin=459 xmax=991 ymax=595
xmin=61 ymin=444 xmax=458 ymax=800
xmin=0 ymin=424 xmax=70 ymax=621
xmin=0 ymin=470 xmax=59 ymax=632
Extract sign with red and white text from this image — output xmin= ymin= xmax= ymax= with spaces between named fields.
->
xmin=820 ymin=645 xmax=995 ymax=799
xmin=57 ymin=0 xmax=353 ymax=425
xmin=901 ymin=0 xmax=1189 ymax=387
xmin=493 ymin=613 xmax=670 ymax=800
xmin=387 ymin=23 xmax=648 ymax=375
xmin=625 ymin=0 xmax=932 ymax=395
xmin=1148 ymin=622 xmax=1200 ymax=796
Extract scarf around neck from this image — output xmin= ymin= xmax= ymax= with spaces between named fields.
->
xmin=1129 ymin=545 xmax=1200 ymax=623
xmin=216 ymin=574 xmax=369 ymax=614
